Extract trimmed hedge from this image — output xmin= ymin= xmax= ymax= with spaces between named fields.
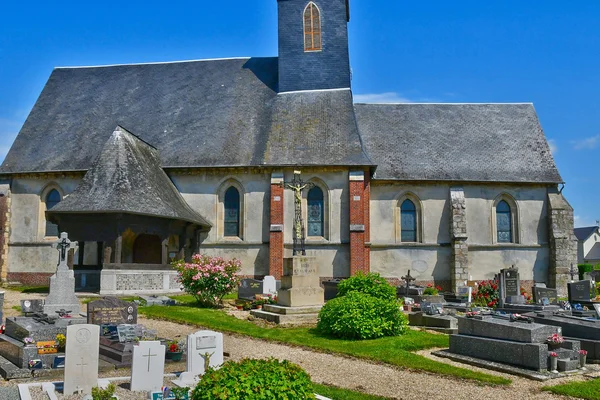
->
xmin=579 ymin=264 xmax=594 ymax=280
xmin=191 ymin=358 xmax=315 ymax=400
xmin=317 ymin=292 xmax=407 ymax=340
xmin=337 ymin=272 xmax=397 ymax=301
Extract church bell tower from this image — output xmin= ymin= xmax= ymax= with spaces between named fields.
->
xmin=277 ymin=0 xmax=351 ymax=93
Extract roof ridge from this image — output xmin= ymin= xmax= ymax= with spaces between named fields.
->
xmin=354 ymin=102 xmax=534 ymax=105
xmin=54 ymin=56 xmax=260 ymax=70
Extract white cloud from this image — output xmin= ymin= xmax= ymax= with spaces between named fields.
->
xmin=548 ymin=139 xmax=558 ymax=155
xmin=571 ymin=134 xmax=600 ymax=150
xmin=353 ymin=92 xmax=414 ymax=104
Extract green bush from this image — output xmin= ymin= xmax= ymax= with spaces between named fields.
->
xmin=578 ymin=264 xmax=594 ymax=280
xmin=337 ymin=272 xmax=397 ymax=301
xmin=191 ymin=358 xmax=315 ymax=400
xmin=317 ymin=292 xmax=407 ymax=340
xmin=91 ymin=384 xmax=116 ymax=400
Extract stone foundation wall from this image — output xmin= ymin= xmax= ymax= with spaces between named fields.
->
xmin=100 ymin=264 xmax=183 ymax=295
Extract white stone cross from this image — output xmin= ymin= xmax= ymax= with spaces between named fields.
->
xmin=52 ymin=232 xmax=78 ymax=271
xmin=143 ymin=347 xmax=158 ymax=372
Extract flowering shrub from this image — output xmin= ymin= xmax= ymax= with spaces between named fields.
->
xmin=423 ymin=284 xmax=443 ymax=296
xmin=337 ymin=272 xmax=397 ymax=301
xmin=547 ymin=333 xmax=565 ymax=344
xmin=473 ymin=280 xmax=499 ymax=308
xmin=172 ymin=254 xmax=241 ymax=307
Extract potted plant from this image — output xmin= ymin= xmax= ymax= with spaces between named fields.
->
xmin=55 ymin=334 xmax=66 ymax=352
xmin=252 ymin=298 xmax=266 ymax=309
xmin=549 ymin=352 xmax=559 ymax=373
xmin=579 ymin=349 xmax=588 ymax=369
xmin=423 ymin=284 xmax=440 ymax=296
xmin=547 ymin=333 xmax=565 ymax=350
xmin=166 ymin=340 xmax=184 ymax=361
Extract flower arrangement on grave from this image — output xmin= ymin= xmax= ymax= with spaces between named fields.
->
xmin=23 ymin=337 xmax=35 ymax=346
xmin=473 ymin=279 xmax=499 ymax=308
xmin=172 ymin=254 xmax=241 ymax=307
xmin=166 ymin=339 xmax=184 ymax=361
xmin=547 ymin=333 xmax=565 ymax=344
xmin=0 ymin=325 xmax=4 ymax=334
xmin=55 ymin=334 xmax=66 ymax=351
xmin=264 ymin=293 xmax=278 ymax=305
xmin=251 ymin=298 xmax=266 ymax=309
xmin=549 ymin=352 xmax=558 ymax=358
xmin=579 ymin=349 xmax=588 ymax=368
xmin=520 ymin=287 xmax=533 ymax=303
xmin=423 ymin=283 xmax=443 ymax=296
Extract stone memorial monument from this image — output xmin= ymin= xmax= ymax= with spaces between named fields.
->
xmin=64 ymin=324 xmax=100 ymax=396
xmin=173 ymin=330 xmax=224 ymax=387
xmin=87 ymin=297 xmax=137 ymax=325
xmin=44 ymin=232 xmax=80 ymax=316
xmin=130 ymin=341 xmax=166 ymax=392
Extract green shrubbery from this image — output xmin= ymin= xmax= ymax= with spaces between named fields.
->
xmin=337 ymin=272 xmax=397 ymax=301
xmin=318 ymin=273 xmax=407 ymax=340
xmin=578 ymin=264 xmax=594 ymax=280
xmin=317 ymin=291 xmax=407 ymax=340
xmin=191 ymin=358 xmax=315 ymax=400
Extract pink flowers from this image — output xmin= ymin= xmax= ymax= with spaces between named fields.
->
xmin=547 ymin=333 xmax=565 ymax=344
xmin=172 ymin=254 xmax=241 ymax=307
xmin=579 ymin=350 xmax=588 ymax=356
xmin=549 ymin=352 xmax=558 ymax=358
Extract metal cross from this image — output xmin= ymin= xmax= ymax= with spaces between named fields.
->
xmin=401 ymin=270 xmax=416 ymax=295
xmin=569 ymin=263 xmax=578 ymax=281
xmin=280 ymin=171 xmax=314 ymax=256
xmin=142 ymin=347 xmax=158 ymax=372
xmin=52 ymin=232 xmax=77 ymax=269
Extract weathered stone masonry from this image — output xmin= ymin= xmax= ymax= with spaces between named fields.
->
xmin=450 ymin=187 xmax=468 ymax=291
xmin=547 ymin=190 xmax=577 ymax=297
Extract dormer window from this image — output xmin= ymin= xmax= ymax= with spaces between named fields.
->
xmin=304 ymin=2 xmax=322 ymax=51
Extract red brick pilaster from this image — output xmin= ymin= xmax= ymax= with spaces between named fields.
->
xmin=269 ymin=172 xmax=284 ymax=279
xmin=349 ymin=170 xmax=370 ymax=275
xmin=0 ymin=191 xmax=8 ymax=282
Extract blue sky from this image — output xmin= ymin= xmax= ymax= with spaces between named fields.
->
xmin=0 ymin=0 xmax=598 ymax=227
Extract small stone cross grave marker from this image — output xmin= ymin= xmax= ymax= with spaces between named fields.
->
xmin=131 ymin=340 xmax=166 ymax=392
xmin=401 ymin=270 xmax=416 ymax=295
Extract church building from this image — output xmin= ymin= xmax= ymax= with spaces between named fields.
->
xmin=0 ymin=0 xmax=576 ymax=295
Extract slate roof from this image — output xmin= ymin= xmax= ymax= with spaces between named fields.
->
xmin=354 ymin=103 xmax=562 ymax=183
xmin=574 ymin=226 xmax=599 ymax=241
xmin=47 ymin=126 xmax=211 ymax=227
xmin=0 ymin=58 xmax=371 ymax=173
xmin=0 ymin=58 xmax=562 ymax=184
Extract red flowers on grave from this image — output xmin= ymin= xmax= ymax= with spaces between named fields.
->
xmin=549 ymin=352 xmax=558 ymax=358
xmin=579 ymin=350 xmax=588 ymax=356
xmin=474 ymin=279 xmax=500 ymax=308
xmin=547 ymin=333 xmax=565 ymax=344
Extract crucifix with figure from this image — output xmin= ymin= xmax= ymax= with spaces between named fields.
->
xmin=52 ymin=232 xmax=78 ymax=271
xmin=281 ymin=171 xmax=314 ymax=256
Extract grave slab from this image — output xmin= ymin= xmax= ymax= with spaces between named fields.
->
xmin=173 ymin=330 xmax=223 ymax=387
xmin=458 ymin=316 xmax=560 ymax=343
xmin=64 ymin=324 xmax=100 ymax=396
xmin=130 ymin=341 xmax=166 ymax=392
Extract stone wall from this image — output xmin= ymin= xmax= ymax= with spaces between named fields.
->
xmin=547 ymin=190 xmax=577 ymax=297
xmin=450 ymin=187 xmax=468 ymax=291
xmin=100 ymin=264 xmax=183 ymax=295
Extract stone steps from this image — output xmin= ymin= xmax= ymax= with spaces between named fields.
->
xmin=250 ymin=310 xmax=319 ymax=325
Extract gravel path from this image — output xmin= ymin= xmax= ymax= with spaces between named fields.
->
xmin=2 ymin=289 xmax=598 ymax=399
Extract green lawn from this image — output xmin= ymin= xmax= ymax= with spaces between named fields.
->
xmin=543 ymin=378 xmax=600 ymax=400
xmin=313 ymin=383 xmax=391 ymax=400
xmin=140 ymin=301 xmax=510 ymax=386
xmin=4 ymin=285 xmax=49 ymax=293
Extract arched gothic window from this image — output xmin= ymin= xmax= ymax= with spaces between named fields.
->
xmin=45 ymin=189 xmax=61 ymax=237
xmin=224 ymin=187 xmax=240 ymax=237
xmin=307 ymin=186 xmax=324 ymax=237
xmin=496 ymin=200 xmax=512 ymax=243
xmin=400 ymin=199 xmax=417 ymax=242
xmin=304 ymin=2 xmax=322 ymax=51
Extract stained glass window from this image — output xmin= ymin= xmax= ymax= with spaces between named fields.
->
xmin=304 ymin=2 xmax=322 ymax=51
xmin=224 ymin=187 xmax=240 ymax=237
xmin=45 ymin=189 xmax=61 ymax=237
xmin=307 ymin=187 xmax=324 ymax=237
xmin=401 ymin=199 xmax=417 ymax=242
xmin=496 ymin=200 xmax=512 ymax=243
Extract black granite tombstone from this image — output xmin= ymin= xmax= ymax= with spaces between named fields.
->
xmin=238 ymin=279 xmax=263 ymax=301
xmin=533 ymin=287 xmax=558 ymax=305
xmin=568 ymin=280 xmax=591 ymax=304
xmin=87 ymin=297 xmax=137 ymax=325
xmin=20 ymin=299 xmax=45 ymax=315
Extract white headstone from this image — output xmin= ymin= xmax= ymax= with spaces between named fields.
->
xmin=173 ymin=330 xmax=223 ymax=387
xmin=263 ymin=276 xmax=277 ymax=295
xmin=64 ymin=324 xmax=100 ymax=396
xmin=130 ymin=341 xmax=166 ymax=392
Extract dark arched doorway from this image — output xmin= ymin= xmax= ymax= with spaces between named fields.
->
xmin=132 ymin=234 xmax=162 ymax=264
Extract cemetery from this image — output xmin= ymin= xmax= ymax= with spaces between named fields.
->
xmin=0 ymin=235 xmax=599 ymax=399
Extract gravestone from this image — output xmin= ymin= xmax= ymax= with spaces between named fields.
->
xmin=568 ymin=280 xmax=591 ymax=304
xmin=173 ymin=330 xmax=224 ymax=387
xmin=238 ymin=279 xmax=263 ymax=301
xmin=87 ymin=297 xmax=137 ymax=325
xmin=263 ymin=276 xmax=277 ymax=295
xmin=278 ymin=256 xmax=323 ymax=307
xmin=20 ymin=299 xmax=45 ymax=315
xmin=594 ymin=304 xmax=600 ymax=319
xmin=117 ymin=324 xmax=143 ymax=342
xmin=44 ymin=232 xmax=80 ymax=316
xmin=64 ymin=324 xmax=100 ymax=396
xmin=501 ymin=267 xmax=524 ymax=304
xmin=130 ymin=341 xmax=166 ymax=392
xmin=140 ymin=295 xmax=176 ymax=306
xmin=533 ymin=287 xmax=558 ymax=305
